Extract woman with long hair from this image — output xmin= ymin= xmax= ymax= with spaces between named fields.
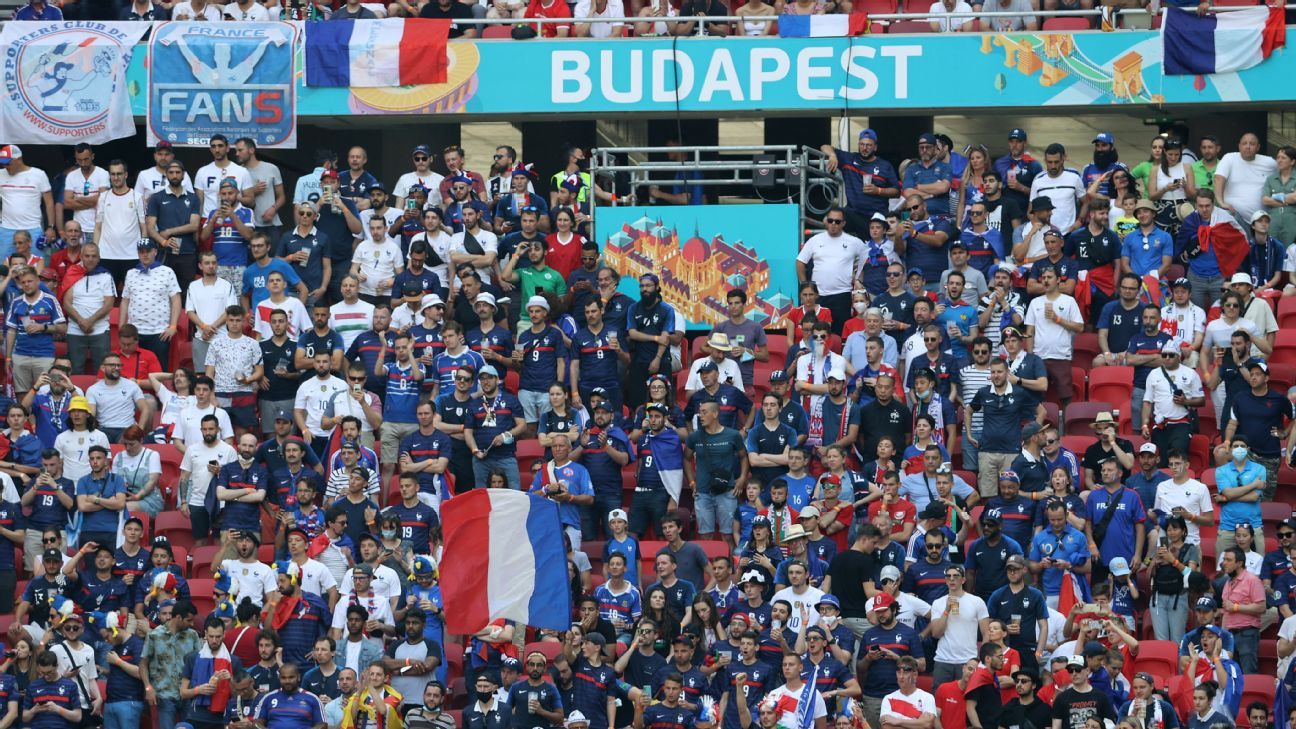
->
xmin=546 ymin=207 xmax=589 ymax=278
xmin=629 ymin=375 xmax=687 ymax=442
xmin=737 ymin=517 xmax=783 ymax=590
xmin=1148 ymin=138 xmax=1195 ymax=235
xmin=1130 ymin=134 xmax=1166 ymax=195
xmin=1117 ymin=672 xmax=1177 ymax=729
xmin=148 ymin=367 xmax=196 ymax=441
xmin=640 ymin=586 xmax=681 ymax=648
xmin=55 ymin=397 xmax=108 ymax=482
xmin=0 ymin=635 xmax=38 ymax=700
xmin=538 ymin=382 xmax=587 ymax=452
xmin=1263 ymin=145 xmax=1296 ymax=246
xmin=1105 ymin=168 xmax=1139 ymax=224
xmin=683 ymin=592 xmax=727 ymax=652
xmin=955 ymin=145 xmax=991 ymax=226
xmin=113 ymin=425 xmax=163 ymax=516
xmin=785 ymin=281 xmax=832 ymax=345
xmin=1029 ymin=466 xmax=1088 ymax=531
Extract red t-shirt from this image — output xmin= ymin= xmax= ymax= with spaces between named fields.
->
xmin=934 ymin=681 xmax=966 ymax=729
xmin=117 ymin=347 xmax=162 ymax=384
xmin=788 ymin=304 xmax=832 ymax=330
xmin=814 ymin=499 xmax=854 ymax=553
xmin=545 ymin=231 xmax=586 ymax=280
xmin=524 ymin=0 xmax=572 ymax=37
xmin=224 ymin=625 xmax=260 ymax=668
xmin=841 ymin=317 xmax=867 ymax=340
xmin=867 ymin=497 xmax=917 ymax=537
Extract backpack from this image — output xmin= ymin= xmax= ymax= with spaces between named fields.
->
xmin=1152 ymin=543 xmax=1190 ymax=595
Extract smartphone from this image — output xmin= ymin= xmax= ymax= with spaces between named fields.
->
xmin=352 ymin=384 xmax=362 ymax=395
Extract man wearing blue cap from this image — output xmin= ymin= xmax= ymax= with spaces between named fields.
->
xmin=902 ymin=133 xmax=954 ymax=218
xmin=993 ymin=129 xmax=1043 ymax=210
xmin=464 ymin=364 xmax=526 ymax=491
xmin=1083 ymin=132 xmax=1128 ymax=200
xmin=819 ymin=129 xmax=899 ymax=233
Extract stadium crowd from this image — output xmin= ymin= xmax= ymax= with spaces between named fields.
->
xmin=0 ymin=122 xmax=1290 ymax=729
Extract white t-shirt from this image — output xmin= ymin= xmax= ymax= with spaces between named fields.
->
xmin=1202 ymin=316 xmax=1259 ymax=353
xmin=135 ymin=166 xmax=194 ymax=204
xmin=53 ymin=641 xmax=96 ymax=709
xmin=1023 ymin=293 xmax=1083 ymax=359
xmin=54 ymin=429 xmax=110 ymax=483
xmin=67 ymin=271 xmax=116 ymax=336
xmin=121 ymin=265 xmax=182 ymax=335
xmin=331 ymin=591 xmax=395 ymax=631
xmin=451 ymin=228 xmax=499 ymax=286
xmin=340 ymin=563 xmax=402 ymax=602
xmin=295 ymin=557 xmax=339 ymax=599
xmin=411 ymin=231 xmax=454 ymax=290
xmin=359 ymin=207 xmax=402 ymax=244
xmin=1143 ymin=365 xmax=1204 ymax=426
xmin=324 ymin=388 xmax=382 ymax=435
xmin=1279 ymin=614 xmax=1296 ymax=678
xmin=253 ymin=297 xmax=310 ymax=340
xmin=393 ymin=171 xmax=446 ymax=201
xmin=353 ymin=239 xmax=404 ymax=297
xmin=1160 ymin=301 xmax=1207 ymax=350
xmin=929 ymin=592 xmax=988 ymax=663
xmin=155 ymin=384 xmax=196 ymax=428
xmin=880 ymin=689 xmax=937 ymax=723
xmin=927 ymin=0 xmax=974 ymax=31
xmin=764 ymin=684 xmax=826 ymax=729
xmin=181 ymin=439 xmax=237 ymax=507
xmin=222 ymin=1 xmax=271 ymax=19
xmin=1216 ymin=152 xmax=1277 ymax=220
xmin=67 ymin=166 xmax=111 ymax=233
xmin=85 ymin=379 xmax=145 ymax=429
xmin=186 ymin=277 xmax=240 ymax=332
xmin=294 ymin=375 xmax=350 ymax=435
xmin=176 ymin=403 xmax=235 ymax=446
xmin=330 ymin=300 xmax=376 ymax=350
xmin=94 ymin=188 xmax=146 ymax=260
xmin=684 ymin=357 xmax=745 ymax=393
xmin=195 ymin=161 xmax=254 ymax=216
xmin=172 ymin=0 xmax=223 ymax=19
xmin=795 ymin=231 xmax=866 ymax=297
xmin=220 ymin=558 xmax=278 ymax=607
xmin=770 ymin=586 xmax=824 ymax=633
xmin=1029 ymin=170 xmax=1086 ymax=232
xmin=1153 ymin=478 xmax=1213 ymax=545
xmin=0 ymin=167 xmax=51 ymax=230
xmin=573 ymin=0 xmax=626 ymax=37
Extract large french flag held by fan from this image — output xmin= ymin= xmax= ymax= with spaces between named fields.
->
xmin=778 ymin=13 xmax=869 ymax=37
xmin=1162 ymin=6 xmax=1285 ymax=75
xmin=439 ymin=489 xmax=572 ymax=633
xmin=304 ymin=18 xmax=451 ymax=87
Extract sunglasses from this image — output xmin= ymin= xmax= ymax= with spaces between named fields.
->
xmin=1223 ymin=302 xmax=1240 ymax=308
xmin=886 ymin=272 xmax=903 ymax=277
xmin=413 ymin=155 xmax=429 ymax=161
xmin=348 ymin=376 xmax=366 ymax=382
xmin=926 ymin=544 xmax=944 ymax=550
xmin=42 ymin=538 xmax=58 ymax=544
xmin=923 ymin=337 xmax=940 ymax=343
xmin=825 ymin=218 xmax=845 ymax=224
xmin=1161 ymin=353 xmax=1179 ymax=358
xmin=897 ymin=666 xmax=917 ymax=673
xmin=1280 ymin=532 xmax=1295 ymax=538
xmin=812 ymin=334 xmax=828 ymax=341
xmin=1044 ymin=439 xmax=1058 ymax=446
xmin=455 ymin=375 xmax=473 ymax=382
xmin=970 ymin=210 xmax=986 ymax=216
xmin=493 ymin=154 xmax=506 ymax=160
xmin=904 ymin=205 xmax=920 ymax=213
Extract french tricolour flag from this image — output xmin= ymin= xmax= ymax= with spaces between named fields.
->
xmin=440 ymin=489 xmax=572 ymax=633
xmin=778 ymin=13 xmax=869 ymax=37
xmin=305 ymin=18 xmax=451 ymax=87
xmin=1162 ymin=6 xmax=1285 ymax=75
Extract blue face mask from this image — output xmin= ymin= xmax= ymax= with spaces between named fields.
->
xmin=1232 ymin=447 xmax=1249 ymax=462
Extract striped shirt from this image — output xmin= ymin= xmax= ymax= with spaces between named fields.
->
xmin=958 ymin=364 xmax=993 ymax=433
xmin=6 ymin=291 xmax=65 ymax=358
xmin=328 ymin=300 xmax=375 ymax=350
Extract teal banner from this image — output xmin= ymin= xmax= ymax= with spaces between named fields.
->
xmin=123 ymin=28 xmax=1292 ymax=116
xmin=597 ymin=204 xmax=800 ymax=331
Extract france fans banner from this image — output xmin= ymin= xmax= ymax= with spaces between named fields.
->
xmin=146 ymin=21 xmax=298 ymax=149
xmin=440 ymin=489 xmax=572 ymax=633
xmin=0 ymin=22 xmax=150 ymax=145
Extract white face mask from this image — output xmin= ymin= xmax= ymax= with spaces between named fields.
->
xmin=853 ymin=302 xmax=868 ymax=314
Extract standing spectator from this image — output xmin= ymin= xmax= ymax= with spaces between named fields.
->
xmin=85 ymin=353 xmax=151 ymax=443
xmin=179 ymin=415 xmax=238 ymax=548
xmin=93 ymin=160 xmax=147 ymax=287
xmin=258 ymin=311 xmax=301 ymax=437
xmin=278 ymin=202 xmax=331 ymax=307
xmin=966 ymin=359 xmax=1033 ymax=497
xmin=685 ymin=401 xmax=747 ymax=543
xmin=1215 ymin=438 xmax=1265 ymax=557
xmin=928 ymin=565 xmax=989 ymax=686
xmin=74 ymin=444 xmax=125 ymax=549
xmin=0 ymin=146 xmax=57 ymax=258
xmin=1223 ymin=361 xmax=1291 ymax=499
xmin=205 ymin=306 xmax=264 ymax=438
xmin=1028 ymin=501 xmax=1091 ymax=610
xmin=1139 ymin=342 xmax=1203 ymax=461
xmin=625 ymin=274 xmax=679 ymax=410
xmin=994 ymin=130 xmax=1042 ymax=211
xmin=797 ymin=207 xmax=865 ymax=334
xmin=464 ymin=365 xmax=526 ymax=491
xmin=1084 ymin=459 xmax=1146 ymax=585
xmin=5 ymin=266 xmax=65 ymax=398
xmin=903 ymin=133 xmax=954 ymax=218
xmin=61 ymin=244 xmax=114 ymax=376
xmin=202 ymin=179 xmax=256 ymax=291
xmin=233 ymin=137 xmax=284 ymax=241
xmin=65 ymin=144 xmax=110 ymax=243
xmin=1029 ymin=144 xmax=1087 ymax=234
xmin=858 ymin=594 xmax=924 ymax=729
xmin=120 ymin=240 xmax=181 ymax=369
xmin=1215 ymin=133 xmax=1277 ymax=224
xmin=144 ymin=160 xmax=201 ymax=290
xmin=819 ymin=129 xmax=899 ymax=234
xmin=530 ymin=434 xmax=593 ymax=550
xmin=1262 ymin=145 xmax=1296 ymax=246
xmin=893 ymin=196 xmax=954 ymax=289
xmin=186 ymin=252 xmax=237 ymax=374
xmin=194 ymin=135 xmax=254 ymax=217
xmin=986 ymin=554 xmax=1048 ymax=674
xmin=1218 ymin=546 xmax=1265 ymax=674
xmin=1022 ymin=266 xmax=1083 ymax=409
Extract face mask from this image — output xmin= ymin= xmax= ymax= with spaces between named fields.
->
xmin=914 ymin=387 xmax=930 ymax=400
xmin=1232 ymin=447 xmax=1249 ymax=462
xmin=821 ymin=615 xmax=839 ymax=626
xmin=853 ymin=302 xmax=868 ymax=314
xmin=382 ymin=529 xmax=398 ymax=539
xmin=475 ymin=690 xmax=494 ymax=703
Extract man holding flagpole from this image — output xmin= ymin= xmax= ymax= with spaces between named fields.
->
xmin=762 ymin=653 xmax=826 ymax=729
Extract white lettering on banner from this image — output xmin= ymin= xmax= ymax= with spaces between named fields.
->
xmin=550 ymin=44 xmax=922 ymax=106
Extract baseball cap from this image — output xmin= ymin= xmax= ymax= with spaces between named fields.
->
xmin=1082 ymin=640 xmax=1107 ymax=657
xmin=607 ymin=509 xmax=628 ymax=523
xmin=583 ymin=632 xmax=606 ymax=646
xmin=826 ymin=367 xmax=846 ymax=382
xmin=998 ymin=471 xmax=1020 ymax=485
xmin=1108 ymin=557 xmax=1131 ymax=577
xmin=320 ymin=169 xmax=338 ymax=181
xmin=592 ymin=400 xmax=615 ymax=413
xmin=475 ymin=292 xmax=498 ymax=308
xmin=401 ymin=280 xmax=424 ymax=299
xmin=137 ymin=238 xmax=157 ymax=250
xmin=1195 ymin=596 xmax=1218 ymax=611
xmin=870 ymin=593 xmax=896 ymax=612
xmin=769 ymin=369 xmax=789 ymax=383
xmin=799 ymin=505 xmax=821 ymax=520
xmin=353 ymin=564 xmax=374 ymax=577
xmin=859 ymin=128 xmax=878 ymax=141
xmin=273 ymin=409 xmax=292 ymax=422
xmin=1021 ymin=422 xmax=1042 ymax=439
xmin=1005 ymin=554 xmax=1027 ymax=569
xmin=879 ymin=565 xmax=902 ymax=583
xmin=501 ymin=657 xmax=522 ymax=671
xmin=1246 ymin=359 xmax=1269 ymax=374
xmin=918 ymin=133 xmax=938 ymax=145
xmin=816 ymin=594 xmax=841 ymax=609
xmin=698 ymin=361 xmax=719 ymax=374
xmin=0 ymin=145 xmax=21 ymax=165
xmin=949 ymin=239 xmax=967 ymax=251
xmin=980 ymin=511 xmax=1002 ymax=525
xmin=413 ymin=144 xmax=432 ymax=156
xmin=906 ymin=267 xmax=924 ymax=279
xmin=42 ymin=548 xmax=62 ymax=562
xmin=340 ymin=439 xmax=360 ymax=452
xmin=919 ymin=502 xmax=947 ymax=520
xmin=1251 ymin=209 xmax=1272 ymax=225
xmin=1066 ymin=655 xmax=1086 ymax=669
xmin=1008 ymin=128 xmax=1028 ymax=141
xmin=1092 ymin=132 xmax=1115 ymax=145
xmin=1161 ymin=340 xmax=1181 ymax=355
xmin=479 ymin=364 xmax=500 ymax=379
xmin=1138 ymin=442 xmax=1158 ymax=455
xmin=1171 ymin=277 xmax=1191 ymax=290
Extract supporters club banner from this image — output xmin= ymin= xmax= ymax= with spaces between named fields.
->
xmin=596 ymin=204 xmax=800 ymax=331
xmin=0 ymin=21 xmax=149 ymax=145
xmin=146 ymin=21 xmax=297 ymax=149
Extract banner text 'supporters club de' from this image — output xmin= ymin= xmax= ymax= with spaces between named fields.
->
xmin=1 ymin=21 xmax=150 ymax=145
xmin=147 ymin=21 xmax=297 ymax=149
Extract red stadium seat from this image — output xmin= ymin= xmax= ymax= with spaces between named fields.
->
xmin=1072 ymin=332 xmax=1100 ymax=365
xmin=1188 ymin=435 xmax=1210 ymax=474
xmin=71 ymin=375 xmax=98 ymax=393
xmin=856 ymin=0 xmax=897 ymax=12
xmin=155 ymin=510 xmax=195 ymax=553
xmin=1130 ymin=639 xmax=1179 ymax=677
xmin=1060 ymin=435 xmax=1097 ymax=456
xmin=1063 ymin=402 xmax=1115 ymax=436
xmin=524 ymin=641 xmax=564 ymax=663
xmin=1278 ymin=297 xmax=1296 ymax=329
xmin=1238 ymin=675 xmax=1275 ymax=722
xmin=481 ymin=26 xmax=512 ymax=39
xmin=1088 ymin=367 xmax=1135 ymax=413
xmin=697 ymin=541 xmax=732 ymax=561
xmin=1260 ymin=639 xmax=1280 ymax=676
xmin=1042 ymin=16 xmax=1092 ymax=30
xmin=128 ymin=511 xmax=151 ymax=539
xmin=190 ymin=545 xmax=220 ymax=579
xmin=888 ymin=20 xmax=933 ymax=33
xmin=1269 ymin=362 xmax=1296 ymax=394
xmin=189 ymin=578 xmax=215 ymax=616
xmin=1262 ymin=502 xmax=1292 ymax=527
xmin=1269 ymin=330 xmax=1296 ymax=368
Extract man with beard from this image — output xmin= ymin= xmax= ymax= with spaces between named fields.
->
xmin=994 ymin=128 xmax=1042 ymax=210
xmin=1192 ymin=134 xmax=1222 ymax=191
xmin=253 ymin=662 xmax=324 ymax=729
xmin=902 ymin=133 xmax=954 ymax=218
xmin=579 ymin=401 xmax=633 ymax=539
xmin=1050 ymin=655 xmax=1115 ymax=729
xmin=506 ymin=652 xmax=565 ymax=728
xmin=626 ymin=273 xmax=681 ymax=409
xmin=998 ymin=670 xmax=1051 ymax=729
xmin=1082 ymin=132 xmax=1128 ymax=199
xmin=382 ymin=610 xmax=442 ymax=712
xmin=987 ymin=554 xmax=1049 ymax=674
xmin=337 ymin=146 xmax=379 ymax=209
xmin=219 ymin=529 xmax=277 ymax=608
xmin=819 ymin=129 xmax=900 ymax=236
xmin=405 ymin=682 xmax=458 ymax=729
xmin=321 ymin=668 xmax=359 ymax=728
xmin=179 ymin=414 xmax=237 ymax=547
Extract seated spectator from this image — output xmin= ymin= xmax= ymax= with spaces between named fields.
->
xmin=928 ymin=0 xmax=975 ymax=32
